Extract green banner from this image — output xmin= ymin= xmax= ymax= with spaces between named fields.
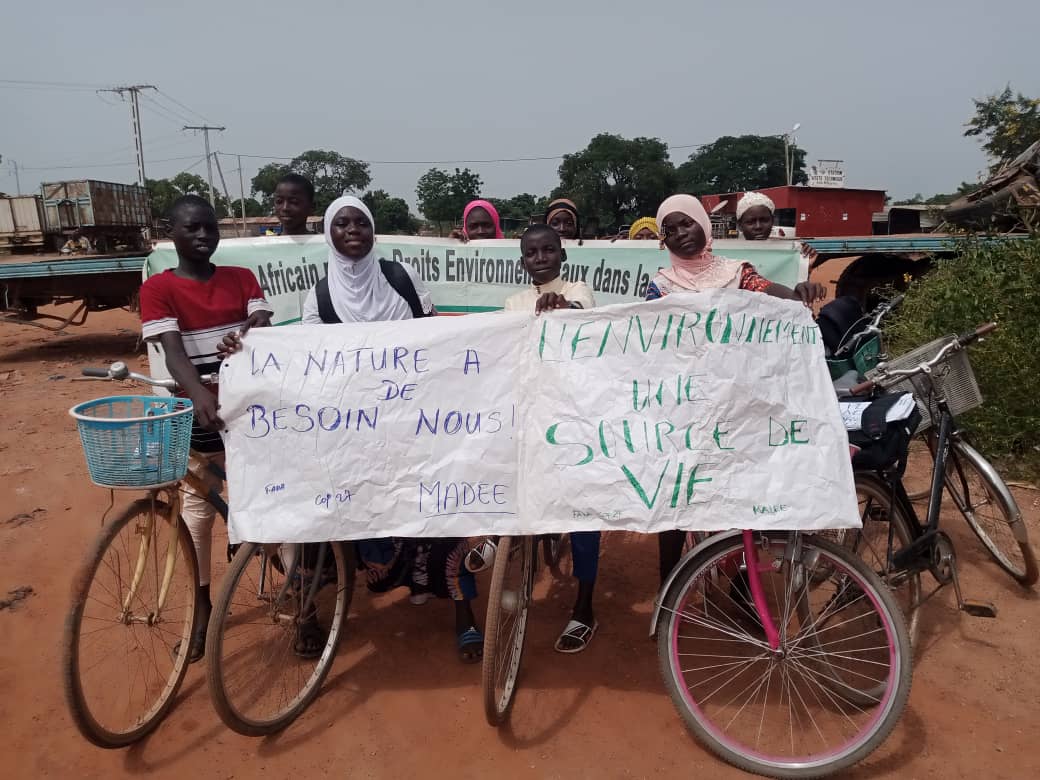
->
xmin=146 ymin=236 xmax=806 ymax=325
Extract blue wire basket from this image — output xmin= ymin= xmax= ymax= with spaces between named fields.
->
xmin=69 ymin=396 xmax=194 ymax=488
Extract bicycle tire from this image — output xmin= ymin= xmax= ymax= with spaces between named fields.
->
xmin=656 ymin=532 xmax=912 ymax=778
xmin=945 ymin=441 xmax=1038 ymax=586
xmin=63 ymin=498 xmax=198 ymax=748
xmin=540 ymin=533 xmax=567 ymax=573
xmin=482 ymin=536 xmax=534 ymax=726
xmin=206 ymin=541 xmax=354 ymax=736
xmin=851 ymin=475 xmax=922 ymax=649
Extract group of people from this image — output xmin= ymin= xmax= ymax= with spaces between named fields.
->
xmin=138 ymin=173 xmax=823 ymax=664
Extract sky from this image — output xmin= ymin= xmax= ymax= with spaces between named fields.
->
xmin=1 ymin=1 xmax=1038 ymax=211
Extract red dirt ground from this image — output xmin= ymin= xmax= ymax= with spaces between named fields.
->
xmin=1 ymin=304 xmax=1037 ymax=779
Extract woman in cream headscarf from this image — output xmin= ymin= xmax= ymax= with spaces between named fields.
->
xmin=648 ymin=193 xmax=825 ymax=583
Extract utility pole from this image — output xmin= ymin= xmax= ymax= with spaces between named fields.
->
xmin=783 ymin=122 xmax=802 ymax=187
xmin=237 ymin=154 xmax=247 ymax=237
xmin=212 ymin=152 xmax=235 ymax=231
xmin=98 ymin=85 xmax=155 ymax=186
xmin=2 ymin=156 xmax=22 ymax=195
xmin=183 ymin=125 xmax=225 ymax=206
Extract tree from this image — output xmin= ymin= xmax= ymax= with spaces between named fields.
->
xmin=145 ymin=177 xmax=181 ymax=219
xmin=238 ymin=197 xmax=266 ymax=217
xmin=146 ymin=173 xmax=231 ymax=219
xmin=553 ymin=134 xmax=676 ymax=231
xmin=250 ymin=162 xmax=290 ymax=208
xmin=415 ymin=167 xmax=482 ymax=234
xmin=488 ymin=193 xmax=550 ymax=233
xmin=965 ymin=86 xmax=1040 ymax=172
xmin=362 ymin=189 xmax=418 ymax=234
xmin=250 ymin=150 xmax=371 ymax=212
xmin=676 ymin=135 xmax=806 ymax=195
xmin=893 ymin=183 xmax=978 ymax=206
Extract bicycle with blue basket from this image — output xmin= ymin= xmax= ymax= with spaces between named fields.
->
xmin=63 ymin=361 xmax=354 ymax=747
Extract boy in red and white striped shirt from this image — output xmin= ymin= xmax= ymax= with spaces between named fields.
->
xmin=140 ymin=194 xmax=272 ymax=661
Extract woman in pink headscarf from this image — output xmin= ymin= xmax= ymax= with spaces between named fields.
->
xmin=451 ymin=199 xmax=504 ymax=241
xmin=649 ymin=194 xmax=826 ymax=584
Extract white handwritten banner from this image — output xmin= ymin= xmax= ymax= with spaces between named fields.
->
xmin=219 ymin=291 xmax=859 ymax=543
xmin=518 ymin=290 xmax=859 ymax=534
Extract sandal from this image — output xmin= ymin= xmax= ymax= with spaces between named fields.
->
xmin=554 ymin=619 xmax=598 ymax=654
xmin=173 ymin=624 xmax=206 ymax=664
xmin=294 ymin=614 xmax=328 ymax=659
xmin=456 ymin=626 xmax=484 ymax=664
xmin=464 ymin=539 xmax=497 ymax=573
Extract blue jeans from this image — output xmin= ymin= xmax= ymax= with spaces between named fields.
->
xmin=570 ymin=531 xmax=601 ymax=583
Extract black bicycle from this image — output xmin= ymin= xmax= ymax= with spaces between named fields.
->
xmin=844 ymin=323 xmax=1037 ymax=648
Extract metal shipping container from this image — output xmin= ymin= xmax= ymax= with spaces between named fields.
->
xmin=0 ymin=195 xmax=45 ymax=249
xmin=40 ymin=180 xmax=150 ymax=232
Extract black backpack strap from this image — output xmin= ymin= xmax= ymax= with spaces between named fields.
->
xmin=379 ymin=259 xmax=428 ymax=318
xmin=314 ymin=277 xmax=342 ymax=324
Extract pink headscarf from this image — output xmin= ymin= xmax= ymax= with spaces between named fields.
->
xmin=655 ymin=194 xmax=740 ymax=290
xmin=462 ymin=199 xmax=504 ymax=239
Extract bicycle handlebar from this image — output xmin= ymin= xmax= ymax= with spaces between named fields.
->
xmin=833 ymin=293 xmax=905 ymax=357
xmin=847 ymin=322 xmax=997 ymax=396
xmin=80 ymin=361 xmax=217 ymax=390
xmin=959 ymin=321 xmax=997 ymax=346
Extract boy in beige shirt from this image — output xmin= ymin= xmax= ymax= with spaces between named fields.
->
xmin=503 ymin=224 xmax=601 ymax=653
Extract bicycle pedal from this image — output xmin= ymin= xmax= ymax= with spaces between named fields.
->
xmin=960 ymin=600 xmax=998 ymax=618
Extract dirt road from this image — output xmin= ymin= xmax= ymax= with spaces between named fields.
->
xmin=1 ymin=305 xmax=1037 ymax=779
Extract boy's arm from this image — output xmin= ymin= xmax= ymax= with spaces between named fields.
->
xmin=157 ymin=331 xmax=223 ymax=431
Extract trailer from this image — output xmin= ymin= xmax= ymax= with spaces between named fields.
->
xmin=40 ymin=180 xmax=150 ymax=253
xmin=0 ymin=196 xmax=45 ymax=251
xmin=0 ymin=255 xmax=145 ymax=331
xmin=803 ymin=233 xmax=1021 ymax=306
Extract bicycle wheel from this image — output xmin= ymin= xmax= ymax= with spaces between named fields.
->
xmin=944 ymin=441 xmax=1038 ymax=586
xmin=850 ymin=476 xmax=922 ymax=648
xmin=482 ymin=536 xmax=535 ymax=726
xmin=63 ymin=497 xmax=198 ymax=748
xmin=207 ymin=541 xmax=354 ymax=736
xmin=656 ymin=532 xmax=911 ymax=778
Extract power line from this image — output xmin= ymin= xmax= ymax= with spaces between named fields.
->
xmin=225 ymin=141 xmax=708 ymax=167
xmin=19 ymin=154 xmax=203 ymax=172
xmin=154 ymin=89 xmax=211 ymax=124
xmin=0 ymin=78 xmax=107 ymax=91
xmin=140 ymin=93 xmax=198 ymax=126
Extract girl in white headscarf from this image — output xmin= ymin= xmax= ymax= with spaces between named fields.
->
xmin=228 ymin=196 xmax=482 ymax=662
xmin=736 ymin=191 xmax=777 ymax=240
xmin=301 ymin=195 xmax=433 ymax=323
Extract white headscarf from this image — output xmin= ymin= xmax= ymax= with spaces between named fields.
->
xmin=323 ymin=195 xmax=413 ymax=323
xmin=736 ymin=191 xmax=776 ymax=221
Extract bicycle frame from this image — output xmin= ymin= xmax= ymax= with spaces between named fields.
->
xmin=119 ymin=465 xmax=228 ymax=623
xmin=649 ymin=529 xmax=791 ymax=648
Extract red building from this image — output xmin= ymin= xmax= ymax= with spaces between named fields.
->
xmin=700 ymin=186 xmax=886 ymax=238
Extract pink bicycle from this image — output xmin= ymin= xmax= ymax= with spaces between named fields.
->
xmin=652 ymin=529 xmax=911 ymax=777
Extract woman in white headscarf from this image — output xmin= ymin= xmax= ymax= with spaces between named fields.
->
xmin=736 ymin=191 xmax=777 ymax=240
xmin=648 ymin=193 xmax=826 ymax=584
